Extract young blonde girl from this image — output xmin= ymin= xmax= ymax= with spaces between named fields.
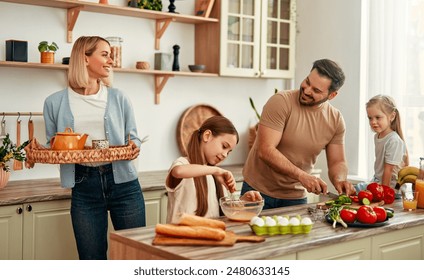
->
xmin=366 ymin=95 xmax=408 ymax=189
xmin=165 ymin=116 xmax=262 ymax=223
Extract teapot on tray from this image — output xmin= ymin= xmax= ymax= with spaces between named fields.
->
xmin=50 ymin=127 xmax=88 ymax=150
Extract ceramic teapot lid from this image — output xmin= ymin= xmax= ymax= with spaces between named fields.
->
xmin=56 ymin=127 xmax=80 ymax=136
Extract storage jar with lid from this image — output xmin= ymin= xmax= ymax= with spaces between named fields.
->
xmin=415 ymin=157 xmax=424 ymax=208
xmin=105 ymin=36 xmax=122 ymax=68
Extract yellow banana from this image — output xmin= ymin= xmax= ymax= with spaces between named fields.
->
xmin=397 ymin=166 xmax=419 ymax=183
xmin=399 ymin=174 xmax=417 ymax=185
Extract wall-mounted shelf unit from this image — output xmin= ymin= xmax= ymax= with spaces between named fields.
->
xmin=0 ymin=61 xmax=218 ymax=104
xmin=1 ymin=0 xmax=218 ymax=48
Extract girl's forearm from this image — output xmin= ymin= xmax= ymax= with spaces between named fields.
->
xmin=171 ymin=164 xmax=219 ymax=179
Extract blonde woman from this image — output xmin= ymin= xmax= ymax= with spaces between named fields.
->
xmin=42 ymin=36 xmax=145 ymax=259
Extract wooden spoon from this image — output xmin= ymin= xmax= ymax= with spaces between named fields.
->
xmin=13 ymin=119 xmax=23 ymax=170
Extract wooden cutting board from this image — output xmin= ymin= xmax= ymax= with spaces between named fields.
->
xmin=317 ymin=200 xmax=384 ymax=210
xmin=152 ymin=231 xmax=265 ymax=246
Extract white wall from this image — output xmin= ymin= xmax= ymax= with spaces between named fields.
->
xmin=1 ymin=0 xmax=364 ymax=186
xmin=294 ymin=0 xmax=363 ymax=189
xmin=0 ymin=0 xmax=285 ymax=181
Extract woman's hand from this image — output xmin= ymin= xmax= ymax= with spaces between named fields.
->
xmin=240 ymin=191 xmax=262 ymax=201
xmin=130 ymin=141 xmax=140 ymax=160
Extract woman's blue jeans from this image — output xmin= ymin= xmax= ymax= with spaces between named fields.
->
xmin=241 ymin=181 xmax=307 ymax=210
xmin=71 ymin=164 xmax=146 ymax=260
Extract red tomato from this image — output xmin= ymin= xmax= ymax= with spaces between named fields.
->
xmin=366 ymin=182 xmax=384 ymax=202
xmin=358 ymin=190 xmax=373 ymax=204
xmin=373 ymin=206 xmax=387 ymax=223
xmin=340 ymin=208 xmax=357 ymax=223
xmin=382 ymin=185 xmax=395 ymax=204
xmin=356 ymin=205 xmax=378 ymax=224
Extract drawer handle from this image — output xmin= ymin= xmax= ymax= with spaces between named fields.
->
xmin=26 ymin=204 xmax=32 ymax=212
xmin=16 ymin=207 xmax=23 ymax=214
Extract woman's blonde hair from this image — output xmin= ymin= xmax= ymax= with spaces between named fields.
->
xmin=366 ymin=94 xmax=409 ymax=165
xmin=68 ymin=36 xmax=112 ymax=90
xmin=187 ymin=116 xmax=239 ymax=216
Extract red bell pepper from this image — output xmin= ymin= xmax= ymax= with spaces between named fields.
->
xmin=382 ymin=185 xmax=395 ymax=204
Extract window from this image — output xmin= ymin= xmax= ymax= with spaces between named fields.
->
xmin=364 ymin=0 xmax=424 ymax=178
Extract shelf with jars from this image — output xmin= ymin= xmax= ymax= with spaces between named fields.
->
xmin=0 ymin=0 xmax=220 ymax=104
xmin=1 ymin=0 xmax=218 ymax=48
xmin=0 ymin=61 xmax=218 ymax=104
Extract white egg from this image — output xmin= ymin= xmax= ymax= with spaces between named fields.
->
xmin=278 ymin=217 xmax=289 ymax=226
xmin=253 ymin=218 xmax=265 ymax=226
xmin=250 ymin=216 xmax=260 ymax=225
xmin=289 ymin=217 xmax=300 ymax=226
xmin=301 ymin=217 xmax=313 ymax=225
xmin=265 ymin=216 xmax=277 ymax=226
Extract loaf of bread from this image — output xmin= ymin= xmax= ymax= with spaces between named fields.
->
xmin=177 ymin=213 xmax=226 ymax=230
xmin=155 ymin=224 xmax=226 ymax=241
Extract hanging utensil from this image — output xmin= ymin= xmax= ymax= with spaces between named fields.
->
xmin=28 ymin=114 xmax=34 ymax=140
xmin=26 ymin=116 xmax=34 ymax=169
xmin=13 ymin=115 xmax=23 ymax=170
xmin=0 ymin=116 xmax=6 ymax=140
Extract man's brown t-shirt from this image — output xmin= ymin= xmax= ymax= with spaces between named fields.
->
xmin=243 ymin=90 xmax=345 ymax=199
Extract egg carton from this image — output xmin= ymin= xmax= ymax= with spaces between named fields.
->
xmin=249 ymin=215 xmax=313 ymax=235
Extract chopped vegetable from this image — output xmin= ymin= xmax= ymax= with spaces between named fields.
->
xmin=328 ymin=205 xmax=348 ymax=228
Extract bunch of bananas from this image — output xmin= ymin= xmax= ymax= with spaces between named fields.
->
xmin=395 ymin=166 xmax=420 ymax=189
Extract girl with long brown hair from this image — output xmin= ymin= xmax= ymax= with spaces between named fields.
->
xmin=165 ymin=115 xmax=261 ymax=223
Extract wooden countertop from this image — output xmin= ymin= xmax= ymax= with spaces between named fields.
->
xmin=0 ymin=164 xmax=243 ymax=206
xmin=108 ymin=200 xmax=424 ymax=260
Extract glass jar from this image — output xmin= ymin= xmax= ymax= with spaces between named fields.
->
xmin=415 ymin=157 xmax=424 ymax=208
xmin=105 ymin=36 xmax=122 ymax=68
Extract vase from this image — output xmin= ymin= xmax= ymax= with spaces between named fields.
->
xmin=0 ymin=169 xmax=10 ymax=189
xmin=40 ymin=52 xmax=54 ymax=64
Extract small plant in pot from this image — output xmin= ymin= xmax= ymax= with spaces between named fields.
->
xmin=38 ymin=41 xmax=59 ymax=64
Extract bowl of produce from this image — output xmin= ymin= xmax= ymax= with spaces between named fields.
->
xmin=188 ymin=64 xmax=206 ymax=73
xmin=219 ymin=195 xmax=264 ymax=222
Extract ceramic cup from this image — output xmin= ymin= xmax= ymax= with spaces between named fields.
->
xmin=92 ymin=139 xmax=109 ymax=149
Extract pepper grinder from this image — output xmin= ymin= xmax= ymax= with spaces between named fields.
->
xmin=172 ymin=44 xmax=180 ymax=71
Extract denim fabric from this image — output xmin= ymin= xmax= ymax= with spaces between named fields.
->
xmin=241 ymin=181 xmax=307 ymax=210
xmin=71 ymin=164 xmax=146 ymax=260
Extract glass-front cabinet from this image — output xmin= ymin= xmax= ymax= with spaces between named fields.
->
xmin=196 ymin=0 xmax=296 ymax=78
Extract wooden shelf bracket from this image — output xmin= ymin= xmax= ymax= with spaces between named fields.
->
xmin=155 ymin=18 xmax=174 ymax=50
xmin=67 ymin=7 xmax=81 ymax=43
xmin=154 ymin=74 xmax=173 ymax=104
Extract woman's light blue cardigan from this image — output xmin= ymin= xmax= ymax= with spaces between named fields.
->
xmin=43 ymin=87 xmax=142 ymax=188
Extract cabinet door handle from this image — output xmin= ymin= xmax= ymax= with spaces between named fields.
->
xmin=26 ymin=204 xmax=32 ymax=212
xmin=16 ymin=207 xmax=23 ymax=214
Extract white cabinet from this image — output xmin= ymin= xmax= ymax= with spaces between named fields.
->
xmin=144 ymin=189 xmax=168 ymax=225
xmin=0 ymin=200 xmax=78 ymax=260
xmin=196 ymin=0 xmax=296 ymax=78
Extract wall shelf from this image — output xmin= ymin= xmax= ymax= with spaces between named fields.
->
xmin=0 ymin=61 xmax=218 ymax=104
xmin=1 ymin=0 xmax=218 ymax=48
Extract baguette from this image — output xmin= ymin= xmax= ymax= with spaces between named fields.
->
xmin=155 ymin=224 xmax=226 ymax=241
xmin=178 ymin=213 xmax=226 ymax=230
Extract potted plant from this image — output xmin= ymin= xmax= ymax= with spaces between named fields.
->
xmin=38 ymin=41 xmax=59 ymax=64
xmin=0 ymin=133 xmax=29 ymax=189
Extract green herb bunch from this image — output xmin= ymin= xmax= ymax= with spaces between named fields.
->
xmin=0 ymin=134 xmax=30 ymax=172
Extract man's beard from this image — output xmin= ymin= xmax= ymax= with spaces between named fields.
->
xmin=298 ymin=87 xmax=329 ymax=106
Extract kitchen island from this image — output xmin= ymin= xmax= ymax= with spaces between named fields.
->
xmin=109 ymin=201 xmax=424 ymax=260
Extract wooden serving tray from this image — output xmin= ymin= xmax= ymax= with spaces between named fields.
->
xmin=152 ymin=231 xmax=265 ymax=246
